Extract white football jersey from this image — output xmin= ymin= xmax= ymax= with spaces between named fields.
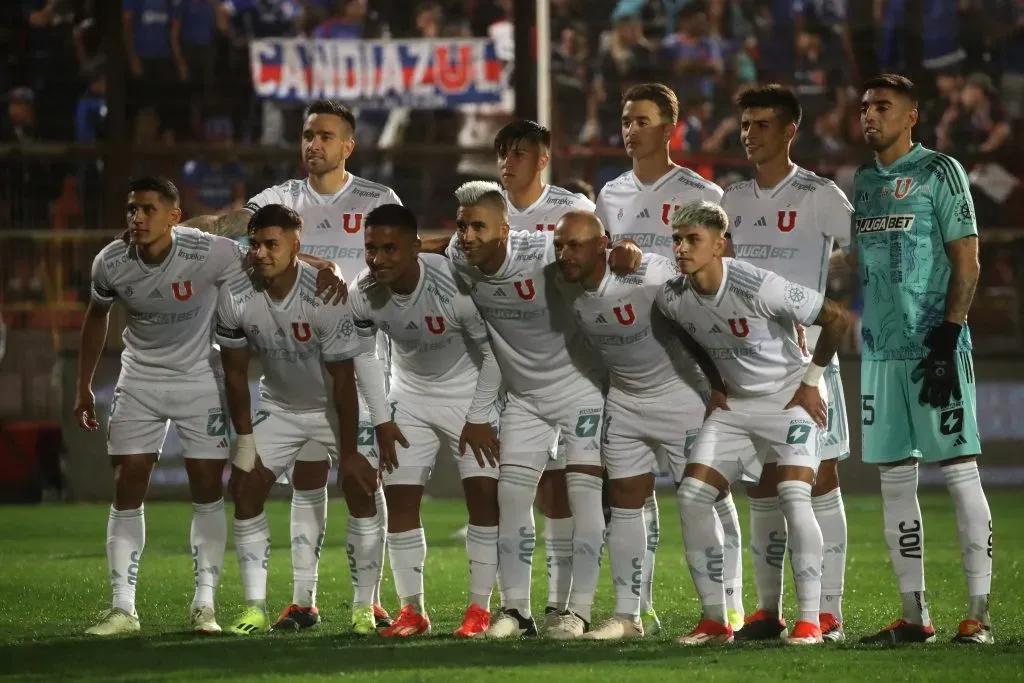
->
xmin=214 ymin=261 xmax=364 ymax=412
xmin=348 ymin=254 xmax=489 ymax=405
xmin=596 ymin=166 xmax=724 ymax=258
xmin=244 ymin=174 xmax=402 ymax=283
xmin=504 ymin=184 xmax=596 ymax=233
xmin=722 ymin=166 xmax=852 ymax=293
xmin=90 ymin=227 xmax=247 ymax=386
xmin=655 ymin=258 xmax=824 ymax=398
xmin=564 ymin=253 xmax=703 ymax=397
xmin=447 ymin=230 xmax=602 ymax=400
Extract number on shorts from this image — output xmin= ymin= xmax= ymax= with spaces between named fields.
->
xmin=600 ymin=414 xmax=612 ymax=445
xmin=575 ymin=414 xmax=600 ymax=438
xmin=389 ymin=401 xmax=398 ymax=422
xmin=862 ymin=394 xmax=875 ymax=426
xmin=786 ymin=424 xmax=812 ymax=445
xmin=206 ymin=411 xmax=228 ymax=437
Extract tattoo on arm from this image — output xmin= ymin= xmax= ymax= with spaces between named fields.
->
xmin=944 ymin=236 xmax=980 ymax=325
xmin=180 ymin=210 xmax=251 ymax=238
xmin=810 ymin=298 xmax=851 ymax=368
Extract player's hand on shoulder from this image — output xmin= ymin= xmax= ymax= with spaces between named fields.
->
xmin=704 ymin=388 xmax=730 ymax=420
xmin=784 ymin=383 xmax=828 ymax=428
xmin=73 ymin=389 xmax=99 ymax=431
xmin=608 ymin=240 xmax=643 ymax=275
xmin=316 ymin=266 xmax=348 ymax=305
xmin=459 ymin=422 xmax=500 ymax=469
xmin=338 ymin=453 xmax=380 ymax=496
xmin=375 ymin=421 xmax=408 ymax=474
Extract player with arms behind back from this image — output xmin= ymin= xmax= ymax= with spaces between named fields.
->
xmin=722 ymin=84 xmax=854 ymax=642
xmin=595 ymin=82 xmax=737 ymax=634
xmin=213 ymin=205 xmax=367 ymax=635
xmin=553 ymin=211 xmax=725 ymax=640
xmin=854 ymin=74 xmax=993 ymax=645
xmin=184 ymin=100 xmax=400 ymax=633
xmin=348 ymin=204 xmax=503 ymax=639
xmin=659 ymin=201 xmax=851 ymax=647
xmin=76 ymin=177 xmax=249 ymax=636
xmin=494 ymin=119 xmax=596 ymax=623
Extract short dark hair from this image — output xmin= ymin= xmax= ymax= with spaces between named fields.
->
xmin=563 ymin=179 xmax=595 ymax=202
xmin=129 ymin=176 xmax=179 ymax=206
xmin=365 ymin=203 xmax=418 ymax=234
xmin=863 ymin=73 xmax=918 ymax=105
xmin=248 ymin=204 xmax=303 ymax=234
xmin=678 ymin=0 xmax=708 ymax=20
xmin=494 ymin=119 xmax=551 ymax=157
xmin=303 ymin=99 xmax=357 ymax=132
xmin=622 ymin=83 xmax=680 ymax=125
xmin=735 ymin=84 xmax=803 ymax=126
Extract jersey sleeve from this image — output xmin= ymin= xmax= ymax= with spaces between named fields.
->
xmin=381 ymin=187 xmax=403 ymax=206
xmin=89 ymin=251 xmax=117 ymax=306
xmin=815 ymin=182 xmax=854 ymax=252
xmin=347 ymin=286 xmax=378 ymax=340
xmin=214 ymin=284 xmax=248 ymax=349
xmin=209 ymin=235 xmax=249 ymax=285
xmin=243 ymin=184 xmax=285 ymax=214
xmin=755 ymin=271 xmax=824 ymax=327
xmin=931 ymin=155 xmax=979 ymax=243
xmin=594 ymin=192 xmax=611 ymax=235
xmin=654 ymin=277 xmax=686 ymax=324
xmin=703 ymin=181 xmax=725 ymax=204
xmin=316 ymin=301 xmax=361 ymax=364
xmin=451 ymin=290 xmax=488 ymax=344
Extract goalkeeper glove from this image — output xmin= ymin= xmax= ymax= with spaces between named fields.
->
xmin=910 ymin=321 xmax=963 ymax=408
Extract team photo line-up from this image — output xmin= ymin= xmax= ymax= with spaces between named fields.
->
xmin=73 ymin=72 xmax=992 ymax=647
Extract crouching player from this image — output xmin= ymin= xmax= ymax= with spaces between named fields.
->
xmin=657 ymin=201 xmax=852 ymax=646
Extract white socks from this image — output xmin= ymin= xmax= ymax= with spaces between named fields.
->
xmin=640 ymin=494 xmax=659 ymax=614
xmin=543 ymin=516 xmax=574 ymax=611
xmin=234 ymin=512 xmax=271 ymax=606
xmin=190 ymin=498 xmax=226 ymax=610
xmin=777 ymin=480 xmax=823 ymax=626
xmin=813 ymin=487 xmax=847 ymax=621
xmin=880 ymin=464 xmax=929 ymax=625
xmin=290 ymin=487 xmax=327 ymax=607
xmin=749 ymin=496 xmax=787 ymax=615
xmin=466 ymin=524 xmax=498 ymax=611
xmin=608 ymin=506 xmax=645 ymax=619
xmin=496 ymin=464 xmax=543 ymax=617
xmin=107 ymin=505 xmax=145 ymax=615
xmin=347 ymin=515 xmax=385 ymax=608
xmin=565 ymin=472 xmax=605 ymax=624
xmin=388 ymin=528 xmax=427 ymax=611
xmin=714 ymin=493 xmax=743 ymax=620
xmin=943 ymin=461 xmax=993 ymax=622
xmin=372 ymin=486 xmax=388 ymax=607
xmin=677 ymin=479 xmax=726 ymax=624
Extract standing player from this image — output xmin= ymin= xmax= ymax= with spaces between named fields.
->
xmin=722 ymin=84 xmax=853 ymax=642
xmin=449 ymin=182 xmax=639 ymax=639
xmin=349 ymin=204 xmax=502 ymax=639
xmin=659 ymin=201 xmax=852 ymax=646
xmin=595 ymin=82 xmax=740 ymax=633
xmin=213 ymin=205 xmax=367 ymax=635
xmin=553 ymin=211 xmax=722 ymax=640
xmin=75 ymin=177 xmax=249 ymax=636
xmin=854 ymin=74 xmax=993 ymax=645
xmin=494 ymin=119 xmax=596 ymax=622
xmin=184 ymin=100 xmax=400 ymax=633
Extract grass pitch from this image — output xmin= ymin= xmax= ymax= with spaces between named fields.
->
xmin=0 ymin=492 xmax=1020 ymax=682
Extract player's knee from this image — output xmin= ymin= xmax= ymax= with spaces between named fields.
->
xmin=812 ymin=459 xmax=840 ymax=495
xmin=535 ymin=468 xmax=570 ymax=518
xmin=291 ymin=458 xmax=330 ymax=490
xmin=185 ymin=458 xmax=225 ymax=503
xmin=463 ymin=476 xmax=499 ymax=526
xmin=608 ymin=474 xmax=654 ymax=509
xmin=677 ymin=477 xmax=719 ymax=514
xmin=112 ymin=454 xmax=156 ymax=509
xmin=748 ymin=462 xmax=779 ymax=498
xmin=341 ymin=479 xmax=377 ymax=518
xmin=383 ymin=484 xmax=423 ymax=533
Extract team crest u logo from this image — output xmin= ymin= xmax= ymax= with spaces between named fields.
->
xmin=292 ymin=322 xmax=311 ymax=342
xmin=894 ymin=178 xmax=913 ymax=199
xmin=777 ymin=210 xmax=797 ymax=232
xmin=425 ymin=316 xmax=445 ymax=334
xmin=513 ymin=279 xmax=535 ymax=300
xmin=728 ymin=318 xmax=749 ymax=337
xmin=661 ymin=203 xmax=681 ymax=225
xmin=171 ymin=281 xmax=192 ymax=301
xmin=613 ymin=304 xmax=635 ymax=325
xmin=342 ymin=213 xmax=363 ymax=233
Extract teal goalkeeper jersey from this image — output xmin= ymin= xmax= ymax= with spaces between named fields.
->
xmin=852 ymin=143 xmax=977 ymax=361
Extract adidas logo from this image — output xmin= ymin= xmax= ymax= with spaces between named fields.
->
xmin=635 ymin=208 xmax=651 ymax=219
xmin=316 ymin=219 xmax=330 ymax=231
xmin=275 ymin=328 xmax=286 ymax=337
xmin=710 ymin=324 xmax=723 ymax=334
xmin=953 ymin=434 xmax=967 ymax=446
xmin=755 ymin=216 xmax=767 ymax=227
xmin=406 ymin=320 xmax=418 ymax=330
xmin=148 ymin=289 xmax=163 ymax=299
xmin=494 ymin=287 xmax=507 ymax=297
xmin=595 ymin=313 xmax=608 ymax=324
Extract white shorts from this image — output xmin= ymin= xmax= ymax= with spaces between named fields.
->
xmin=255 ymin=402 xmax=378 ymax=477
xmin=688 ymin=387 xmax=826 ymax=485
xmin=500 ymin=384 xmax=604 ymax=471
xmin=603 ymin=385 xmax=705 ymax=483
xmin=107 ymin=381 xmax=229 ymax=460
xmin=382 ymin=398 xmax=500 ymax=486
xmin=821 ymin=363 xmax=850 ymax=461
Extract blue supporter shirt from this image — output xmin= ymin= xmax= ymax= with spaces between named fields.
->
xmin=124 ymin=0 xmax=173 ymax=59
xmin=182 ymin=160 xmax=245 ymax=212
xmin=173 ymin=0 xmax=215 ymax=46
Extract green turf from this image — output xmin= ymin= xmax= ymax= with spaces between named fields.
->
xmin=0 ymin=492 xmax=1020 ymax=682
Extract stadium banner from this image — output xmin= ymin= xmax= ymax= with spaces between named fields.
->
xmin=249 ymin=37 xmax=505 ymax=107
